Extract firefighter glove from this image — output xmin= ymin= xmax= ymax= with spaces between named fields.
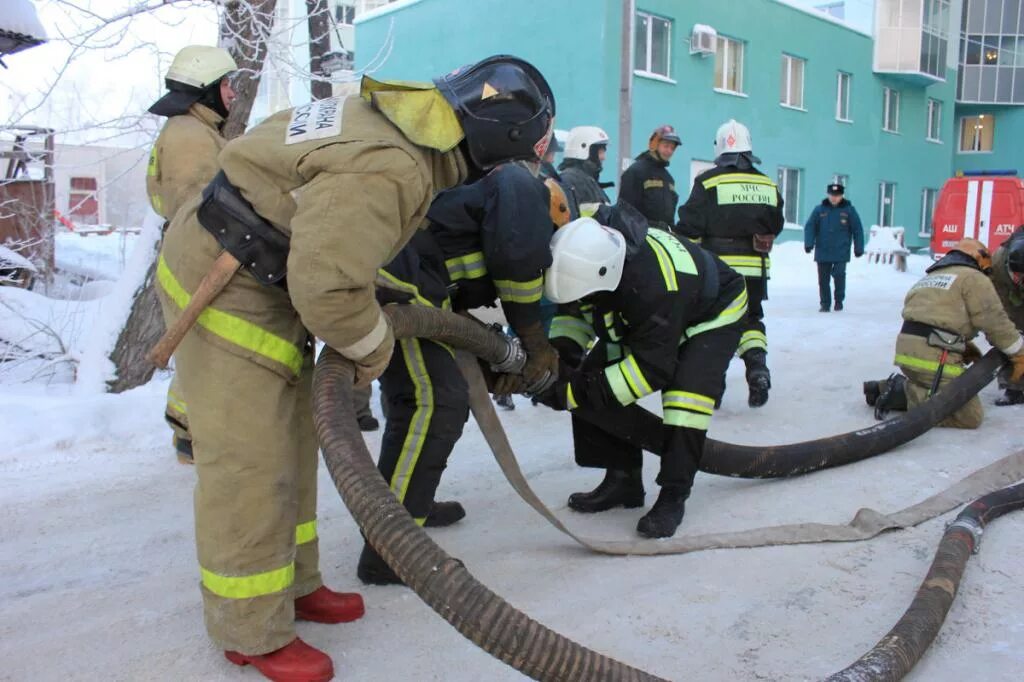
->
xmin=532 ymin=380 xmax=570 ymax=411
xmin=1010 ymin=353 xmax=1024 ymax=384
xmin=516 ymin=321 xmax=561 ymax=393
xmin=353 ymin=320 xmax=395 ymax=388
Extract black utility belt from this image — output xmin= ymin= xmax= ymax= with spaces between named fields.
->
xmin=197 ymin=171 xmax=290 ymax=287
xmin=900 ymin=320 xmax=966 ymax=353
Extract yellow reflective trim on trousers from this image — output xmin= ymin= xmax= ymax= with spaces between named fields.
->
xmin=295 ymin=520 xmax=317 ymax=545
xmin=894 ymin=353 xmax=965 ymax=377
xmin=157 ymin=256 xmax=303 ymax=376
xmin=445 ymin=252 xmax=488 ymax=281
xmin=377 ymin=269 xmax=437 ymax=308
xmin=166 ymin=391 xmax=188 ymax=415
xmin=685 ymin=288 xmax=749 ymax=339
xmin=390 ymin=339 xmax=434 ymax=502
xmin=722 ymin=255 xmax=770 ymax=278
xmin=663 ymin=409 xmax=712 ymax=429
xmin=566 ymin=383 xmax=578 ymax=410
xmin=495 ymin=276 xmax=544 ymax=304
xmin=647 ymin=229 xmax=698 ymax=275
xmin=550 ymin=315 xmax=595 ymax=349
xmin=646 ymin=236 xmax=678 ymax=291
xmin=663 ymin=390 xmax=715 ymax=415
xmin=701 ymin=173 xmax=778 ymax=190
xmin=201 ymin=563 xmax=295 ymax=599
xmin=604 ymin=362 xmax=636 ymax=405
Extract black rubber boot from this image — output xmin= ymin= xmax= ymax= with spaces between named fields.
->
xmin=636 ymin=486 xmax=687 ymax=539
xmin=567 ymin=468 xmax=645 ymax=513
xmin=874 ymin=373 xmax=908 ymax=420
xmin=174 ymin=435 xmax=194 ymax=465
xmin=423 ymin=500 xmax=466 ymax=528
xmin=863 ymin=380 xmax=882 ymax=407
xmin=995 ymin=389 xmax=1024 ymax=406
xmin=357 ymin=543 xmax=403 ymax=586
xmin=743 ymin=350 xmax=771 ymax=408
xmin=819 ymin=305 xmax=830 ymax=313
xmin=357 ymin=414 xmax=380 ymax=432
xmin=494 ymin=393 xmax=516 ymax=410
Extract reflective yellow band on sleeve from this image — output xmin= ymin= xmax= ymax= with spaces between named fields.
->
xmin=495 ymin=276 xmax=544 ymax=304
xmin=605 ymin=362 xmax=637 ymax=405
xmin=295 ymin=520 xmax=318 ymax=545
xmin=201 ymin=563 xmax=295 ymax=599
xmin=157 ymin=255 xmax=304 ymax=376
xmin=685 ymin=288 xmax=749 ymax=339
xmin=894 ymin=354 xmax=965 ymax=377
xmin=737 ymin=330 xmax=768 ymax=355
xmin=376 ymin=269 xmax=438 ymax=308
xmin=550 ymin=315 xmax=595 ymax=348
xmin=166 ymin=391 xmax=188 ymax=416
xmin=445 ymin=252 xmax=488 ymax=281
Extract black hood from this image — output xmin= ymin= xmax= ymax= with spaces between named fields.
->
xmin=149 ymin=79 xmax=228 ymax=119
xmin=715 ymin=151 xmax=760 ymax=169
xmin=559 ymin=157 xmax=602 ymax=178
xmin=927 ymin=250 xmax=982 ymax=274
xmin=592 ymin=200 xmax=648 ymax=257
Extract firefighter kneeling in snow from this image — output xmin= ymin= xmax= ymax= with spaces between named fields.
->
xmin=535 ymin=206 xmax=747 ymax=538
xmin=989 ymin=229 xmax=1024 ymax=405
xmin=865 ymin=238 xmax=1024 ymax=427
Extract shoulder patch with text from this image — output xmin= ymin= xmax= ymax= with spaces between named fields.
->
xmin=284 ymin=97 xmax=344 ymax=145
xmin=912 ymin=273 xmax=957 ymax=291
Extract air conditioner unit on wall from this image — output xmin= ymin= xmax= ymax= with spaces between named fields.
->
xmin=690 ymin=24 xmax=716 ymax=56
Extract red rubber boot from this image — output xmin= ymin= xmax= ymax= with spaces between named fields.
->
xmin=295 ymin=585 xmax=365 ymax=623
xmin=225 ymin=638 xmax=334 ymax=682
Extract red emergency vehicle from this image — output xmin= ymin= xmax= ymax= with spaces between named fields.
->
xmin=931 ymin=171 xmax=1024 ymax=259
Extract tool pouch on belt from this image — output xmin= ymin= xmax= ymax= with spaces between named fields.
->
xmin=197 ymin=171 xmax=290 ymax=286
xmin=927 ymin=329 xmax=966 ymax=354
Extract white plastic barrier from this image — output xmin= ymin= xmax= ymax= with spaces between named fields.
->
xmin=865 ymin=225 xmax=910 ymax=272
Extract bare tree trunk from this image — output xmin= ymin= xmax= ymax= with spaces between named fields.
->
xmin=221 ymin=0 xmax=279 ymax=139
xmin=305 ymin=0 xmax=332 ymax=101
xmin=105 ymin=2 xmax=278 ymax=393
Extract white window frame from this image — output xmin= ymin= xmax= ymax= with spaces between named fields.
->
xmin=958 ymin=114 xmax=995 ymax=153
xmin=714 ymin=35 xmax=745 ymax=95
xmin=878 ymin=181 xmax=897 ymax=227
xmin=926 ymin=98 xmax=943 ymax=142
xmin=780 ymin=54 xmax=806 ymax=109
xmin=777 ymin=166 xmax=802 ymax=225
xmin=883 ymin=87 xmax=901 ymax=133
xmin=836 ymin=71 xmax=852 ymax=122
xmin=920 ymin=188 xmax=939 ymax=237
xmin=634 ymin=11 xmax=672 ymax=80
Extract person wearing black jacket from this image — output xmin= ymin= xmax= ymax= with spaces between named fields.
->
xmin=676 ymin=119 xmax=784 ymax=407
xmin=541 ymin=204 xmax=747 ymax=538
xmin=559 ymin=125 xmax=611 ymax=216
xmin=619 ymin=125 xmax=680 ymax=231
xmin=358 ymin=161 xmax=562 ymax=584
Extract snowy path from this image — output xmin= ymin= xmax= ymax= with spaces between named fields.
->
xmin=2 ymin=243 xmax=1022 ymax=681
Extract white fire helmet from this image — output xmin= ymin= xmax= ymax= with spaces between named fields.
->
xmin=166 ymin=45 xmax=237 ymax=90
xmin=564 ymin=126 xmax=610 ymax=161
xmin=713 ymin=119 xmax=753 ymax=157
xmin=544 ymin=217 xmax=626 ymax=304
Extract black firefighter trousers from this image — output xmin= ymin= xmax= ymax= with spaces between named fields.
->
xmin=378 ymin=338 xmax=469 ymax=522
xmin=571 ymin=323 xmax=741 ymax=496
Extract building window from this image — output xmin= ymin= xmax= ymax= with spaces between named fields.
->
xmin=777 ymin=167 xmax=801 ymax=224
xmin=836 ymin=72 xmax=852 ymax=121
xmin=69 ymin=176 xmax=99 ymax=225
xmin=919 ymin=0 xmax=951 ymax=78
xmin=959 ymin=113 xmax=995 ymax=151
xmin=634 ymin=12 xmax=672 ymax=78
xmin=780 ymin=54 xmax=806 ymax=108
xmin=883 ymin=87 xmax=900 ymax=132
xmin=920 ymin=188 xmax=939 ymax=236
xmin=959 ymin=0 xmax=1024 ymax=103
xmin=832 ymin=173 xmax=850 ymax=191
xmin=334 ymin=2 xmax=355 ymax=25
xmin=714 ymin=36 xmax=744 ymax=93
xmin=878 ymin=181 xmax=897 ymax=227
xmin=926 ymin=98 xmax=942 ymax=141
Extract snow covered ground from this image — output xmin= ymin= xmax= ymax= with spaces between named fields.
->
xmin=1 ymin=238 xmax=1023 ymax=681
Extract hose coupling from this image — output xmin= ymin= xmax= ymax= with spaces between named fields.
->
xmin=946 ymin=517 xmax=984 ymax=553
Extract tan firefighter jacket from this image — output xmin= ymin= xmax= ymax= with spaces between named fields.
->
xmin=991 ymin=242 xmax=1024 ymax=332
xmin=895 ymin=263 xmax=1024 ymax=379
xmin=147 ymin=104 xmax=226 ymax=221
xmin=157 ymin=84 xmax=467 ymax=379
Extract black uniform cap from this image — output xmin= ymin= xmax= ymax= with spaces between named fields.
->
xmin=827 ymin=183 xmax=845 ymax=195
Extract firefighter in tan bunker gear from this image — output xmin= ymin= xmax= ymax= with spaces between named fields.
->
xmin=867 ymin=239 xmax=1024 ymax=428
xmin=156 ymin=55 xmax=556 ymax=682
xmin=147 ymin=45 xmax=237 ymax=464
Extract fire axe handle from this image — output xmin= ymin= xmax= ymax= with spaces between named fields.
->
xmin=147 ymin=250 xmax=241 ymax=368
